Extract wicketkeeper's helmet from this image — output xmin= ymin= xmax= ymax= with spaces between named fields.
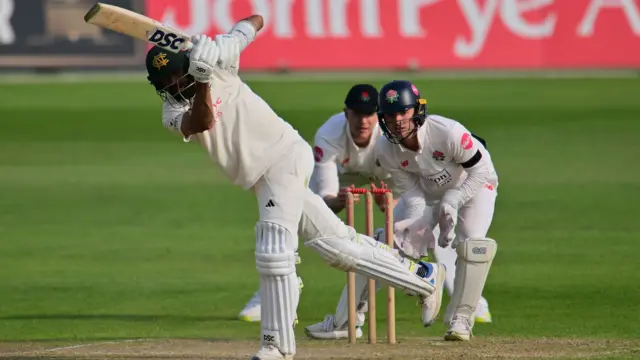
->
xmin=377 ymin=80 xmax=428 ymax=144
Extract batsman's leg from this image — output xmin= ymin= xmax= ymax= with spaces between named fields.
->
xmin=301 ymin=189 xmax=446 ymax=327
xmin=255 ymin=222 xmax=299 ymax=357
xmin=305 ymin=196 xmax=417 ymax=339
xmin=252 ymin=139 xmax=313 ymax=360
xmin=238 ymin=255 xmax=303 ymax=323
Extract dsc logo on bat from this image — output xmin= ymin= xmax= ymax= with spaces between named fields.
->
xmin=147 ymin=28 xmax=187 ymax=52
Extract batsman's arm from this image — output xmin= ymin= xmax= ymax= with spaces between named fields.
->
xmin=229 ymin=15 xmax=264 ymax=51
xmin=181 ymin=83 xmax=214 ymax=138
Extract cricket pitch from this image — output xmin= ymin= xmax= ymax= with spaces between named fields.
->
xmin=1 ymin=337 xmax=638 ymax=360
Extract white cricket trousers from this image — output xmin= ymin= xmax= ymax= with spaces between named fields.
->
xmin=397 ymin=185 xmax=497 ymax=295
xmin=252 ymin=139 xmax=314 ymax=356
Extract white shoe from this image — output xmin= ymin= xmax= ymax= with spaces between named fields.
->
xmin=444 ymin=316 xmax=472 ymax=341
xmin=474 ymin=297 xmax=492 ymax=323
xmin=238 ymin=290 xmax=261 ymax=322
xmin=418 ymin=262 xmax=447 ymax=327
xmin=251 ymin=345 xmax=293 ymax=360
xmin=304 ymin=314 xmax=363 ymax=340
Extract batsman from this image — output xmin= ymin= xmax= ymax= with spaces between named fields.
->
xmin=144 ymin=14 xmax=446 ymax=360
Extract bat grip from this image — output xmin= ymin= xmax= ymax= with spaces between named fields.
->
xmin=182 ymin=41 xmax=194 ymax=58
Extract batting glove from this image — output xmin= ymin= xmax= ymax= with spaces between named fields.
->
xmin=188 ymin=34 xmax=219 ymax=83
xmin=215 ymin=34 xmax=240 ymax=71
xmin=437 ymin=202 xmax=458 ymax=248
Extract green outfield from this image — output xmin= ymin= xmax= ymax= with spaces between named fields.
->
xmin=0 ymin=76 xmax=639 ymax=359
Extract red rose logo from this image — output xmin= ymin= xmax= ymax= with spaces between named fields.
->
xmin=386 ymin=90 xmax=399 ymax=103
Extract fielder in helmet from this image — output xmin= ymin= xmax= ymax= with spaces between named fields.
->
xmin=375 ymin=80 xmax=499 ymax=341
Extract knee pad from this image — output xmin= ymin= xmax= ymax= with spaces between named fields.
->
xmin=444 ymin=237 xmax=497 ymax=324
xmin=255 ymin=221 xmax=297 ymax=276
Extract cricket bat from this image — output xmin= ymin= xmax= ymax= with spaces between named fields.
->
xmin=83 ymin=2 xmax=192 ymax=53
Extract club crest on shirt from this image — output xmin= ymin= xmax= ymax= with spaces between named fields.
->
xmin=432 ymin=150 xmax=445 ymax=161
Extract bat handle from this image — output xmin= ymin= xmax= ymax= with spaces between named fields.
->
xmin=182 ymin=41 xmax=194 ymax=58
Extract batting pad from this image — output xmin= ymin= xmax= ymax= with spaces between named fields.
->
xmin=255 ymin=221 xmax=299 ymax=356
xmin=444 ymin=238 xmax=497 ymax=325
xmin=306 ymin=231 xmax=435 ymax=298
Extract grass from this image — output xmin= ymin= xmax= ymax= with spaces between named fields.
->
xmin=0 ymin=76 xmax=638 ymax=358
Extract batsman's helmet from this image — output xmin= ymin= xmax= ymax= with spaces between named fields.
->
xmin=145 ymin=46 xmax=195 ymax=106
xmin=377 ymin=80 xmax=427 ymax=144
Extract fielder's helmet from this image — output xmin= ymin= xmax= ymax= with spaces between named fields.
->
xmin=377 ymin=80 xmax=427 ymax=144
xmin=145 ymin=46 xmax=194 ymax=105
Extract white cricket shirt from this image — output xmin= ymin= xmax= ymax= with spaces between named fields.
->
xmin=162 ymin=68 xmax=300 ymax=190
xmin=310 ymin=112 xmax=392 ymax=198
xmin=375 ymin=115 xmax=498 ymax=205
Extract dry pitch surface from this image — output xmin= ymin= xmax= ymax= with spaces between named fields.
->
xmin=1 ymin=338 xmax=638 ymax=360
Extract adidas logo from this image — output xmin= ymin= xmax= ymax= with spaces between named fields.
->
xmin=266 ymin=199 xmax=275 ymax=208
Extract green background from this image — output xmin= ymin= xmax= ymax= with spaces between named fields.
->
xmin=0 ymin=77 xmax=638 ymax=343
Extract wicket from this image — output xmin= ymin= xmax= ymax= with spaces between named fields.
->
xmin=345 ymin=187 xmax=396 ymax=345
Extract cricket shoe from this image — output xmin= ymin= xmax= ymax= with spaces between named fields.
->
xmin=238 ymin=290 xmax=261 ymax=322
xmin=417 ymin=261 xmax=447 ymax=327
xmin=474 ymin=297 xmax=492 ymax=324
xmin=444 ymin=316 xmax=472 ymax=341
xmin=251 ymin=345 xmax=293 ymax=360
xmin=304 ymin=314 xmax=363 ymax=340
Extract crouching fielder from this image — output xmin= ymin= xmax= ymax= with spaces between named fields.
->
xmin=374 ymin=80 xmax=499 ymax=341
xmin=146 ymin=15 xmax=446 ymax=360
